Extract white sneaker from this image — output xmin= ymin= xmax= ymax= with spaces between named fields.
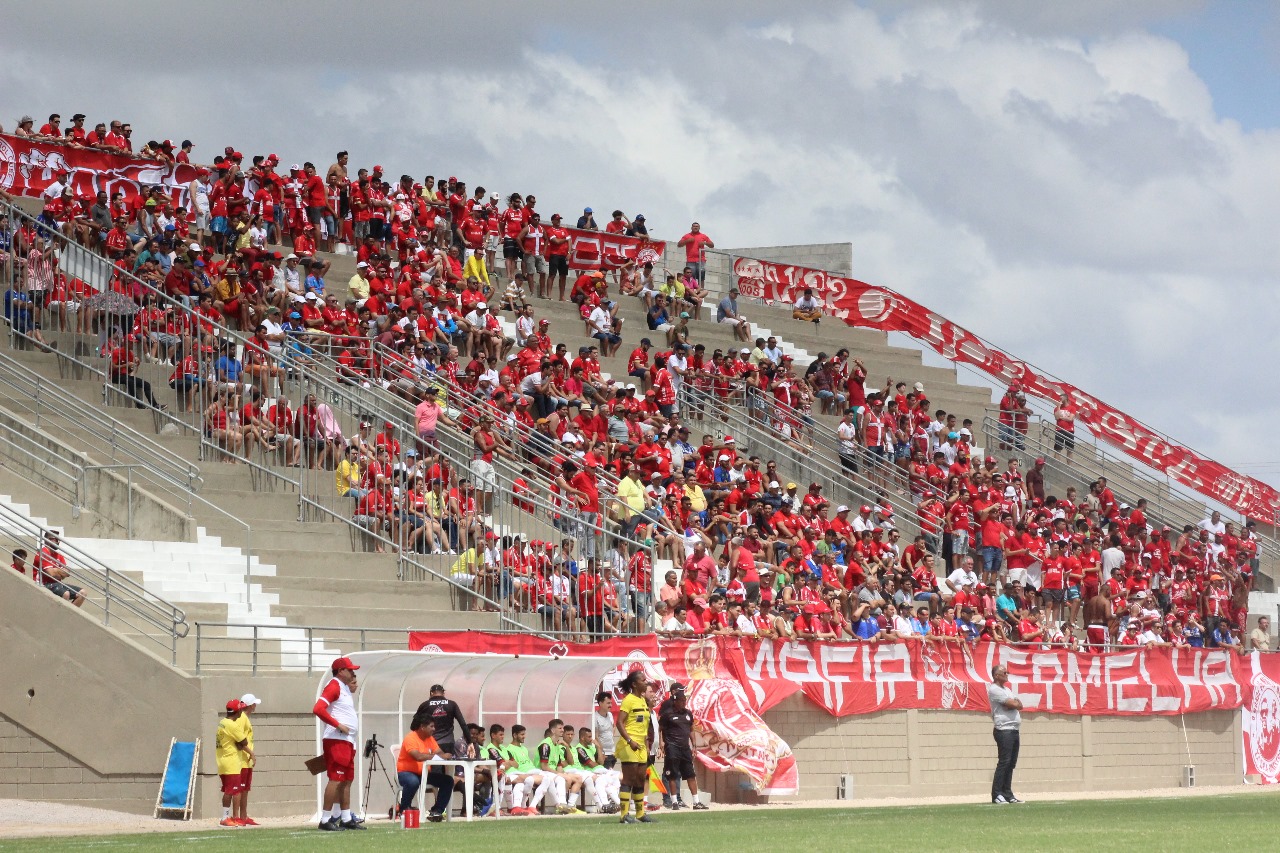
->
xmin=992 ymin=795 xmax=1008 ymax=805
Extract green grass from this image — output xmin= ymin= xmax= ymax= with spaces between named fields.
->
xmin=5 ymin=793 xmax=1280 ymax=852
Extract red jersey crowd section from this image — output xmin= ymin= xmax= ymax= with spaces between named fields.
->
xmin=0 ymin=133 xmax=664 ymax=273
xmin=733 ymin=257 xmax=1280 ymax=523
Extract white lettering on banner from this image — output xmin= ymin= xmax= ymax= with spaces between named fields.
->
xmin=1104 ymin=652 xmax=1148 ymax=713
xmin=1028 ymin=653 xmax=1068 ymax=712
xmin=776 ymin=640 xmax=824 ymax=685
xmin=817 ymin=642 xmax=859 ymax=711
xmin=870 ymin=643 xmax=914 ymax=706
xmin=1171 ymin=647 xmax=1239 ymax=707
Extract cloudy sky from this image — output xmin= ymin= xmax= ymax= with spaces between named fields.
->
xmin=4 ymin=1 xmax=1279 ymax=489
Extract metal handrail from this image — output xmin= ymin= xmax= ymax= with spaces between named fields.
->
xmin=0 ymin=350 xmax=202 ymax=492
xmin=979 ymin=412 xmax=1280 ymax=567
xmin=1 ymin=197 xmax=659 ymax=629
xmin=676 ymin=380 xmax=927 ymax=536
xmin=702 ymin=245 xmax=1280 ymax=536
xmin=191 ymin=621 xmax=652 ymax=673
xmin=0 ymin=499 xmax=188 ymax=664
xmin=366 ymin=339 xmax=629 ymax=497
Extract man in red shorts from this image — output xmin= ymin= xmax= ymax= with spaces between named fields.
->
xmin=312 ymin=657 xmax=366 ymax=830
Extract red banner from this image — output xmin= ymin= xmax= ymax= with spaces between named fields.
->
xmin=564 ymin=226 xmax=665 ymax=272
xmin=411 ymin=632 xmax=1247 ymax=718
xmin=733 ymin=256 xmax=1280 ymax=522
xmin=0 ymin=133 xmax=196 ymax=208
xmin=1243 ymin=651 xmax=1280 ymax=783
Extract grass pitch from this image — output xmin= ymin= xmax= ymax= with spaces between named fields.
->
xmin=4 ymin=793 xmax=1278 ymax=852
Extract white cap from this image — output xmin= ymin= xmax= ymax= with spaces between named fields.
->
xmin=356 ymin=261 xmax=369 ymax=268
xmin=740 ymin=347 xmax=750 ymax=354
xmin=836 ymin=505 xmax=850 ymax=513
xmin=718 ymin=454 xmax=730 ymax=461
xmin=626 ymin=383 xmax=637 ymax=390
xmin=305 ymin=292 xmax=318 ymax=301
xmin=518 ymin=532 xmax=529 ymax=542
xmin=239 ymin=693 xmax=262 ymax=707
xmin=476 ymin=301 xmax=487 ymax=310
xmin=913 ymin=382 xmax=924 ymax=392
xmin=189 ymin=242 xmax=201 ymax=252
xmin=289 ymin=294 xmax=304 ymax=303
xmin=286 ymin=253 xmax=298 ymax=260
xmin=768 ymin=480 xmax=781 ymax=488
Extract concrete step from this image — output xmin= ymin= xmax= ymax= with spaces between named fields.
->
xmin=258 ymin=575 xmax=458 ymax=608
xmin=269 ymin=602 xmax=493 ymax=631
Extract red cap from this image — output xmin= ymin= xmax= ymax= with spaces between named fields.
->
xmin=331 ymin=656 xmax=360 ymax=673
xmin=860 ymin=505 xmax=871 ymax=513
xmin=723 ymin=436 xmax=735 ymax=443
xmin=985 ymin=455 xmax=996 ymax=463
xmin=232 ymin=150 xmax=243 ymax=159
xmin=373 ymin=164 xmax=384 ymax=172
xmin=226 ymin=699 xmax=244 ymax=712
xmin=384 ymin=420 xmax=395 ymax=430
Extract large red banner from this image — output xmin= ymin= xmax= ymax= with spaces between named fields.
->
xmin=565 ymin=226 xmax=665 ymax=272
xmin=732 ymin=256 xmax=1280 ymax=523
xmin=0 ymin=133 xmax=196 ymax=209
xmin=1243 ymin=651 xmax=1280 ymax=783
xmin=410 ymin=632 xmax=1247 ymax=718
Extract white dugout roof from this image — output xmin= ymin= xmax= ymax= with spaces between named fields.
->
xmin=314 ymin=649 xmax=642 ymax=817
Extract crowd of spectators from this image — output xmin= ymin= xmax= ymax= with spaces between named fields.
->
xmin=2 ymin=110 xmax=1271 ymax=652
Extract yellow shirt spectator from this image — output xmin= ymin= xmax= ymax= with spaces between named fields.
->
xmin=335 ymin=457 xmax=362 ymax=496
xmin=616 ymin=474 xmax=647 ymax=519
xmin=215 ymin=715 xmax=248 ymax=775
xmin=348 ymin=272 xmax=371 ymax=300
xmin=683 ymin=483 xmax=707 ymax=513
xmin=462 ymin=255 xmax=490 ymax=288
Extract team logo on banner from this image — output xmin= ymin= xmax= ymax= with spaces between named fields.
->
xmin=0 ymin=137 xmax=15 ymax=191
xmin=1247 ymin=664 xmax=1280 ymax=781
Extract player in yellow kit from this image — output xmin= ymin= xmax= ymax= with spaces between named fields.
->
xmin=614 ymin=670 xmax=653 ymax=824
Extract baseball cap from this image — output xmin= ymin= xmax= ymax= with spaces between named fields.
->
xmin=836 ymin=505 xmax=850 ymax=513
xmin=331 ymin=656 xmax=360 ymax=673
xmin=239 ymin=693 xmax=262 ymax=707
xmin=226 ymin=699 xmax=244 ymax=712
xmin=860 ymin=505 xmax=871 ymax=513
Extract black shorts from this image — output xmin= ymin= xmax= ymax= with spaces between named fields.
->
xmin=548 ymin=255 xmax=569 ymax=276
xmin=1054 ymin=429 xmax=1075 ymax=451
xmin=502 ymin=238 xmax=521 ymax=260
xmin=662 ymin=752 xmax=696 ymax=781
xmin=306 ymin=206 xmax=325 ymax=225
xmin=45 ymin=581 xmax=83 ymax=599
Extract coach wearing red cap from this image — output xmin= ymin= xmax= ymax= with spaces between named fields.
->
xmin=313 ymin=657 xmax=365 ymax=830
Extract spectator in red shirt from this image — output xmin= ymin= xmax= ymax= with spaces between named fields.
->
xmin=677 ymin=222 xmax=714 ymax=283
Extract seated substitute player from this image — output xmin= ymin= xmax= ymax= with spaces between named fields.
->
xmin=614 ymin=670 xmax=655 ymax=824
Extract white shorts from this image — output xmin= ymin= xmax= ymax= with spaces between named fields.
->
xmin=485 ymin=234 xmax=499 ymax=253
xmin=720 ymin=316 xmax=744 ymax=325
xmin=471 ymin=459 xmax=497 ymax=492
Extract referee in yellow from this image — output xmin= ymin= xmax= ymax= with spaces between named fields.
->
xmin=216 ymin=700 xmax=251 ymax=828
xmin=613 ymin=671 xmax=654 ymax=824
xmin=237 ymin=694 xmax=262 ymax=826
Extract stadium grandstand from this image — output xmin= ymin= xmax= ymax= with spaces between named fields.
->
xmin=1 ymin=106 xmax=1278 ymax=823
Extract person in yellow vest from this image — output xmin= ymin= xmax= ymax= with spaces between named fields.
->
xmin=237 ymin=694 xmax=262 ymax=826
xmin=215 ymin=699 xmax=252 ymax=828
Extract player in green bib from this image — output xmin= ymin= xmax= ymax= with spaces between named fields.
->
xmin=537 ymin=719 xmax=579 ymax=814
xmin=503 ymin=724 xmax=559 ymax=816
xmin=577 ymin=726 xmax=621 ymax=813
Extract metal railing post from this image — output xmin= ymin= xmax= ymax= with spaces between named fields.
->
xmin=195 ymin=622 xmax=202 ymax=673
xmin=103 ymin=568 xmax=111 ymax=626
xmin=252 ymin=624 xmax=259 ymax=675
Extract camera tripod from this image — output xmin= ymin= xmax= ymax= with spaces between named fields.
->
xmin=360 ymin=734 xmax=400 ymax=818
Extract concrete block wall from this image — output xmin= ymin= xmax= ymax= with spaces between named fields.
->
xmin=0 ymin=715 xmax=160 ymax=813
xmin=741 ymin=695 xmax=1241 ymax=802
xmin=706 ymin=691 xmax=1244 ymax=804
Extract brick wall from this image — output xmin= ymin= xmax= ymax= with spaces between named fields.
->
xmin=195 ymin=710 xmax=318 ymax=818
xmin=0 ymin=714 xmax=160 ymax=815
xmin=739 ymin=695 xmax=1242 ymax=802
